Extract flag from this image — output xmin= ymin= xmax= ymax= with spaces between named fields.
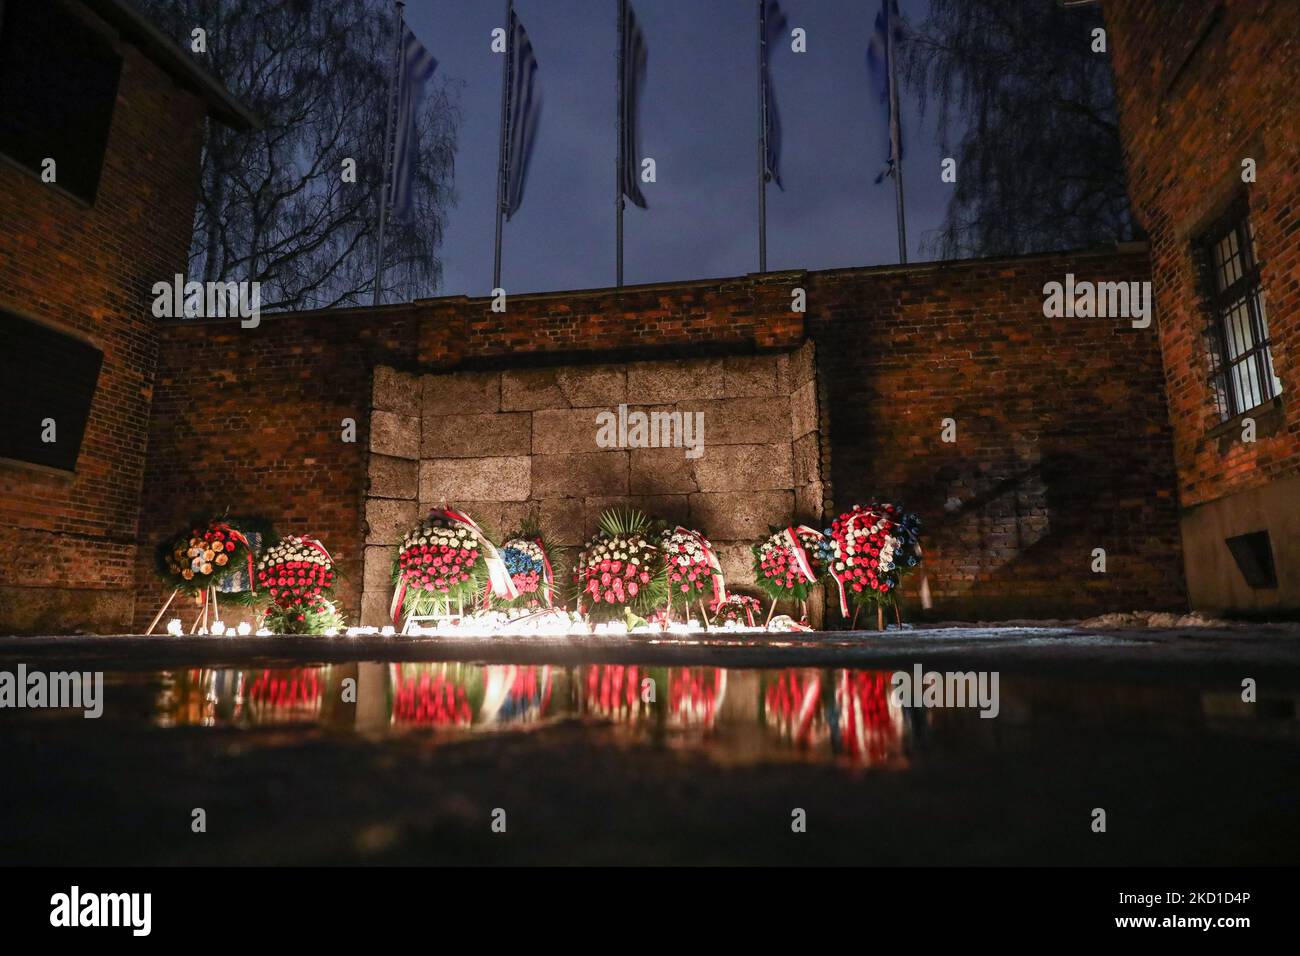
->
xmin=504 ymin=9 xmax=542 ymax=220
xmin=762 ymin=0 xmax=787 ymax=190
xmin=390 ymin=26 xmax=438 ymax=221
xmin=866 ymin=0 xmax=903 ymax=185
xmin=621 ymin=1 xmax=648 ymax=208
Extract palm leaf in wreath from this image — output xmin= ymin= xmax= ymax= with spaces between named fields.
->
xmin=572 ymin=508 xmax=669 ymax=623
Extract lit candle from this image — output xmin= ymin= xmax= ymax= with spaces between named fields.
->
xmin=210 ymin=621 xmax=226 ymax=636
xmin=166 ymin=619 xmax=183 ymax=636
xmin=237 ymin=622 xmax=252 ymax=636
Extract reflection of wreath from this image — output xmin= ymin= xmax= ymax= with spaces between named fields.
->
xmin=156 ymin=516 xmax=271 ymax=603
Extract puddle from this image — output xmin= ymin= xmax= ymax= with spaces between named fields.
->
xmin=6 ymin=661 xmax=1289 ymax=770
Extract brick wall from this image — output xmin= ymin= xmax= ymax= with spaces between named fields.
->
xmin=0 ymin=21 xmax=206 ymax=633
xmin=808 ymin=249 xmax=1185 ymax=619
xmin=136 ymin=247 xmax=1184 ymax=630
xmin=132 ymin=308 xmax=418 ymax=631
xmin=1105 ymin=0 xmax=1300 ymax=507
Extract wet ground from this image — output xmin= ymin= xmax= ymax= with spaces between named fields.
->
xmin=2 ymin=624 xmax=1299 ymax=865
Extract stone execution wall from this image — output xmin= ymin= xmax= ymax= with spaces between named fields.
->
xmin=130 ymin=248 xmax=1184 ymax=634
xmin=359 ymin=343 xmax=824 ymax=627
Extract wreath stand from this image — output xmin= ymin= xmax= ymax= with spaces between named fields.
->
xmin=399 ymin=594 xmax=466 ymax=635
xmin=145 ymin=584 xmax=220 ymax=635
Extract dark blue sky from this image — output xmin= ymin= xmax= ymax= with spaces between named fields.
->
xmin=403 ymin=0 xmax=947 ymax=296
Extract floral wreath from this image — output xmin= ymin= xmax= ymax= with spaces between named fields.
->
xmin=156 ymin=516 xmax=263 ymax=602
xmin=709 ymin=593 xmax=763 ymax=627
xmin=660 ymin=525 xmax=726 ymax=612
xmin=820 ymin=503 xmax=922 ymax=616
xmin=752 ymin=526 xmax=826 ymax=604
xmin=391 ymin=508 xmax=517 ymax=626
xmin=256 ymin=535 xmax=342 ymax=634
xmin=572 ymin=508 xmax=667 ymax=624
xmin=497 ymin=521 xmax=562 ymax=610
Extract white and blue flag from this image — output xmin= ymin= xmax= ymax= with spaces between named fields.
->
xmin=763 ymin=0 xmax=787 ymax=190
xmin=621 ymin=1 xmax=648 ymax=208
xmin=390 ymin=25 xmax=438 ymax=220
xmin=867 ymin=0 xmax=904 ymax=185
xmin=504 ymin=9 xmax=542 ymax=220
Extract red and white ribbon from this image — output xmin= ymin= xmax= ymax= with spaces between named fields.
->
xmin=438 ymin=508 xmax=519 ymax=601
xmin=779 ymin=526 xmax=821 ymax=584
xmin=674 ymin=526 xmax=727 ymax=603
xmin=537 ymin=538 xmax=556 ymax=608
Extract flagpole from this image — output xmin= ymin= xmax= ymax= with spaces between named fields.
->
xmin=757 ymin=0 xmax=767 ymax=273
xmin=616 ymin=0 xmax=625 ymax=288
xmin=886 ymin=0 xmax=907 ymax=264
xmin=493 ymin=0 xmax=514 ymax=290
xmin=372 ymin=1 xmax=404 ymax=306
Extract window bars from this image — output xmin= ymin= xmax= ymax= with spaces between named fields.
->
xmin=1200 ymin=204 xmax=1282 ymax=420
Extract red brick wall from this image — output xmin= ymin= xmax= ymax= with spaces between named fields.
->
xmin=0 ymin=19 xmax=206 ymax=633
xmin=809 ymin=249 xmax=1185 ymax=619
xmin=415 ymin=273 xmax=803 ymax=366
xmin=1105 ymin=0 xmax=1300 ymax=507
xmin=132 ymin=310 xmax=418 ymax=630
xmin=136 ymin=248 xmax=1185 ymax=629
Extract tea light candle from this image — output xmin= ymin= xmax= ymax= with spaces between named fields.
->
xmin=237 ymin=622 xmax=252 ymax=636
xmin=166 ymin=619 xmax=183 ymax=636
xmin=210 ymin=621 xmax=226 ymax=636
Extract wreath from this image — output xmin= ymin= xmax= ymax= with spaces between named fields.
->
xmin=497 ymin=520 xmax=562 ymax=610
xmin=390 ymin=508 xmax=517 ymax=626
xmin=660 ymin=525 xmax=726 ymax=613
xmin=752 ymin=526 xmax=826 ymax=604
xmin=708 ymin=593 xmax=763 ymax=627
xmin=155 ymin=516 xmax=268 ymax=603
xmin=572 ymin=508 xmax=667 ymax=624
xmin=256 ymin=535 xmax=343 ymax=634
xmin=821 ymin=503 xmax=922 ymax=617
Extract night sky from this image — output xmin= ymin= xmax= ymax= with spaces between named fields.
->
xmin=402 ymin=0 xmax=948 ymax=296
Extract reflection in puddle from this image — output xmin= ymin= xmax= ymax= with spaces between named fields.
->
xmin=153 ymin=663 xmax=912 ymax=766
xmin=141 ymin=661 xmax=1300 ymax=768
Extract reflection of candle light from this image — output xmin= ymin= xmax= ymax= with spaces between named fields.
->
xmin=237 ymin=622 xmax=252 ymax=636
xmin=166 ymin=619 xmax=183 ymax=636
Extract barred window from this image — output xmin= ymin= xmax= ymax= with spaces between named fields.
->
xmin=1200 ymin=205 xmax=1282 ymax=420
